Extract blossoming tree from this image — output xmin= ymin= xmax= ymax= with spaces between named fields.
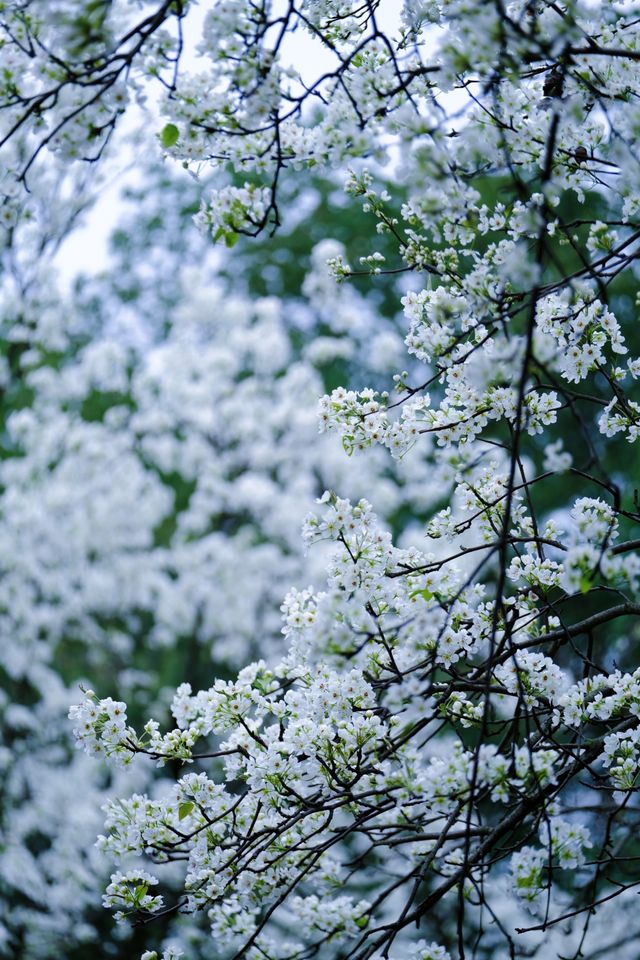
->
xmin=0 ymin=155 xmax=435 ymax=956
xmin=3 ymin=0 xmax=640 ymax=958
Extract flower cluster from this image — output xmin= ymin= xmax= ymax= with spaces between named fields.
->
xmin=537 ymin=288 xmax=627 ymax=384
xmin=68 ymin=692 xmax=133 ymax=765
xmin=495 ymin=652 xmax=569 ymax=707
xmin=511 ymin=818 xmax=592 ymax=914
xmin=318 ymin=386 xmax=433 ymax=458
xmin=194 ymin=184 xmax=272 ymax=245
xmin=103 ymin=870 xmax=164 ymax=922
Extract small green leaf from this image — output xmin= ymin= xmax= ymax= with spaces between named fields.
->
xmin=160 ymin=123 xmax=180 ymax=148
xmin=212 ymin=227 xmax=239 ymax=247
xmin=342 ymin=436 xmax=354 ymax=456
xmin=409 ymin=587 xmax=433 ymax=602
xmin=179 ymin=801 xmax=194 ymax=820
xmin=579 ymin=575 xmax=592 ymax=594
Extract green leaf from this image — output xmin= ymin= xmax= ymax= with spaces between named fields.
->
xmin=134 ymin=883 xmax=149 ymax=902
xmin=579 ymin=574 xmax=592 ymax=594
xmin=409 ymin=587 xmax=433 ymax=602
xmin=178 ymin=801 xmax=194 ymax=820
xmin=160 ymin=123 xmax=180 ymax=148
xmin=342 ymin=435 xmax=354 ymax=456
xmin=212 ymin=227 xmax=239 ymax=247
